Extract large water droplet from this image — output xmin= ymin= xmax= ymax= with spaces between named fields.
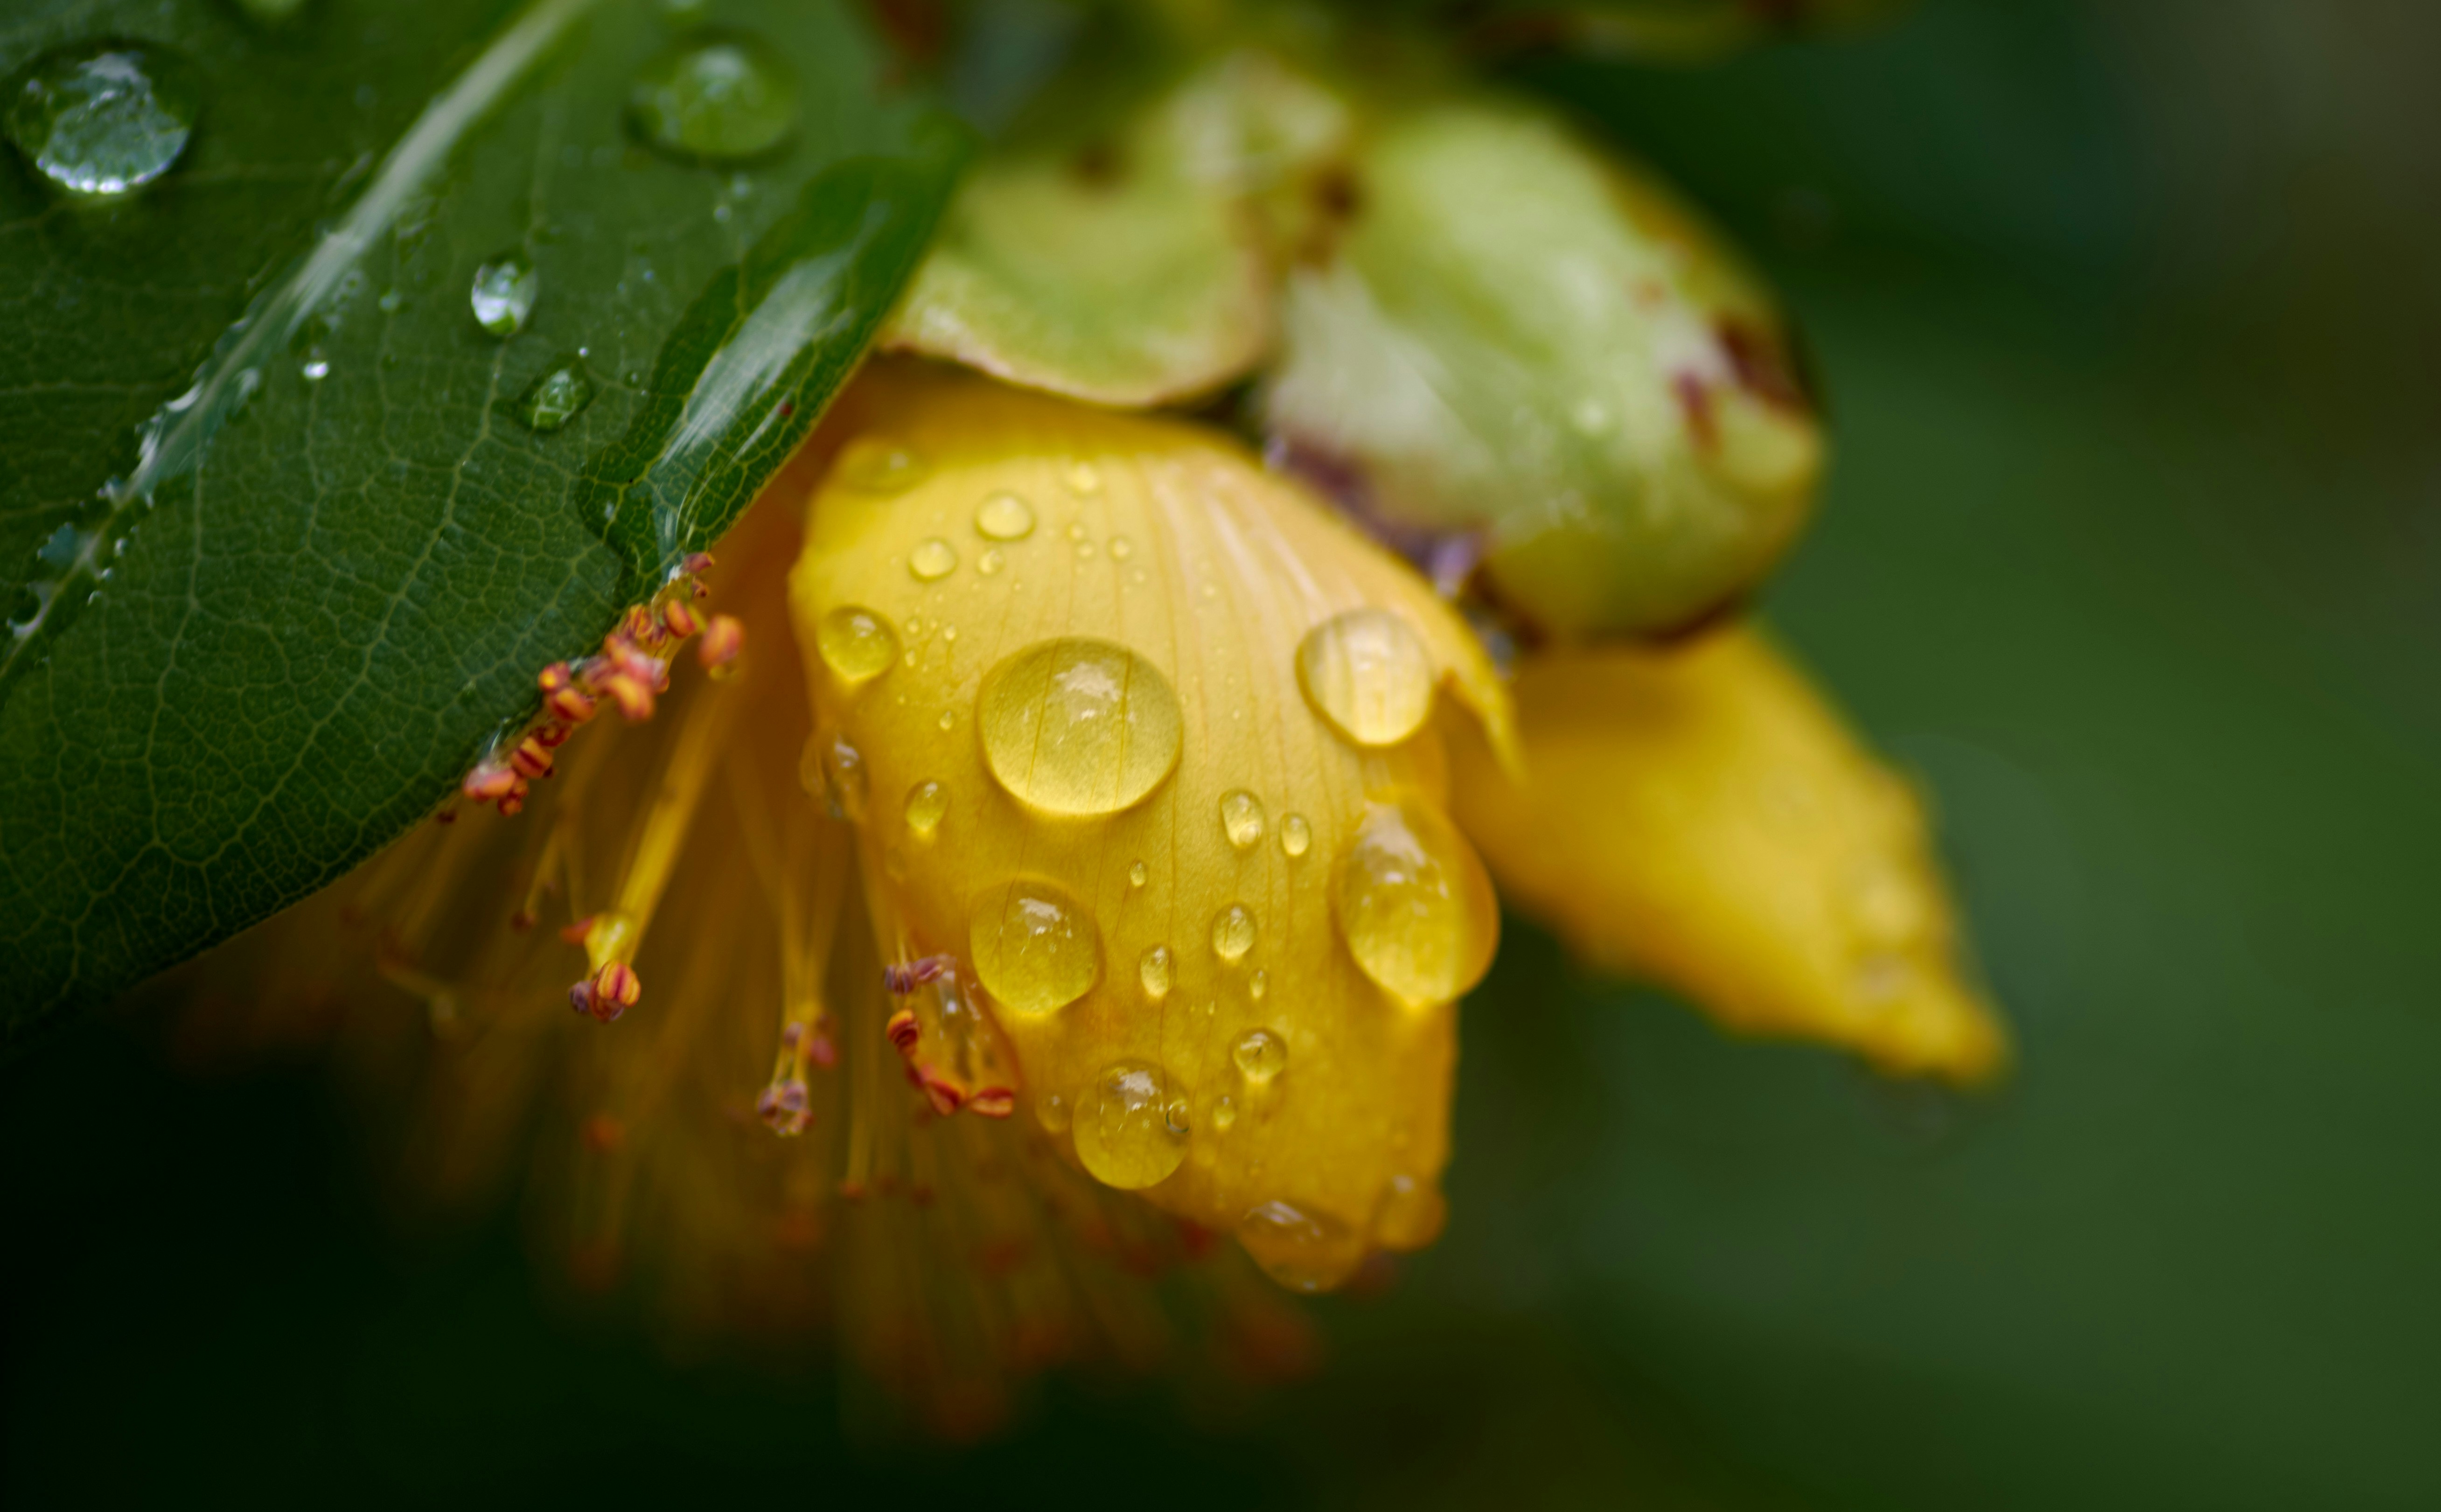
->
xmin=1138 ymin=944 xmax=1173 ymax=1000
xmin=1333 ymin=796 xmax=1497 ymax=1006
xmin=1280 ymin=813 xmax=1312 ymax=858
xmin=908 ymin=537 xmax=958 ymax=581
xmin=6 ymin=42 xmax=201 ymax=199
xmin=627 ymin=30 xmax=797 ymax=165
xmin=470 ymin=251 xmax=538 ymax=337
xmin=970 ymin=878 xmax=1102 ymax=1017
xmin=1072 ymin=1060 xmax=1189 ymax=1190
xmin=1231 ymin=1027 xmax=1286 ymax=1083
xmin=832 ymin=436 xmax=926 ymax=494
xmin=1220 ymin=790 xmax=1266 ymax=851
xmin=512 ymin=356 xmax=595 ymax=432
xmin=1211 ymin=903 xmax=1256 ymax=964
xmin=976 ymin=639 xmax=1182 ymax=816
xmin=814 ymin=605 xmax=898 ymax=684
xmin=1236 ymin=1199 xmax=1365 ymax=1293
xmin=904 ymin=780 xmax=947 ymax=840
xmin=1297 ymin=608 xmax=1435 ymax=748
xmin=975 ymin=490 xmax=1035 ymax=541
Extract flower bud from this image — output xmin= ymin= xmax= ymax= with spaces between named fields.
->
xmin=1262 ymin=97 xmax=1825 ymax=640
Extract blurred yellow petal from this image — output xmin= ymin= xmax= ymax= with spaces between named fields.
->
xmin=792 ymin=360 xmax=1511 ymax=1288
xmin=1448 ymin=626 xmax=2007 ymax=1084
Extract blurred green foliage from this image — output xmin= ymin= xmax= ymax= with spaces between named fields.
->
xmin=8 ymin=1 xmax=2439 ymax=1505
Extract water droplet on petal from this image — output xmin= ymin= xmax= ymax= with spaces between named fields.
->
xmin=1066 ymin=461 xmax=1101 ymax=495
xmin=1073 ymin=1060 xmax=1188 ymax=1190
xmin=975 ymin=490 xmax=1035 ymax=541
xmin=903 ymin=779 xmax=947 ymax=839
xmin=976 ymin=639 xmax=1182 ymax=816
xmin=1210 ymin=903 xmax=1256 ymax=964
xmin=1375 ymin=1173 xmax=1447 ymax=1250
xmin=1211 ymin=1095 xmax=1237 ymax=1131
xmin=1035 ymin=1090 xmax=1071 ymax=1134
xmin=1250 ymin=969 xmax=1267 ymax=1000
xmin=6 ymin=43 xmax=201 ymax=199
xmin=978 ymin=547 xmax=1004 ymax=576
xmin=1109 ymin=536 xmax=1133 ymax=561
xmin=1139 ymin=944 xmax=1172 ymax=1000
xmin=1280 ymin=813 xmax=1312 ymax=858
xmin=909 ymin=537 xmax=958 ymax=581
xmin=1220 ymin=789 xmax=1266 ymax=850
xmin=470 ymin=251 xmax=539 ymax=336
xmin=833 ymin=437 xmax=926 ymax=493
xmin=818 ymin=735 xmax=867 ymax=821
xmin=512 ymin=356 xmax=595 ymax=432
xmin=1128 ymin=860 xmax=1148 ymax=889
xmin=1297 ymin=609 xmax=1436 ymax=748
xmin=969 ymin=878 xmax=1102 ymax=1017
xmin=1333 ymin=796 xmax=1497 ymax=1006
xmin=1231 ymin=1028 xmax=1286 ymax=1083
xmin=627 ymin=30 xmax=797 ymax=165
xmin=814 ymin=605 xmax=897 ymax=684
xmin=1236 ymin=1199 xmax=1365 ymax=1293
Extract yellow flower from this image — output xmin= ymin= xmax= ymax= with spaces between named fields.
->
xmin=183 ymin=356 xmax=2001 ymax=1428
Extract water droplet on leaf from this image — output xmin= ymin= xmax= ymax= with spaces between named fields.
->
xmin=628 ymin=30 xmax=797 ymax=165
xmin=512 ymin=356 xmax=595 ymax=432
xmin=6 ymin=42 xmax=201 ymax=199
xmin=469 ymin=251 xmax=538 ymax=337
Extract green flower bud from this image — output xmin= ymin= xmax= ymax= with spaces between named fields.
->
xmin=1260 ymin=96 xmax=1825 ymax=640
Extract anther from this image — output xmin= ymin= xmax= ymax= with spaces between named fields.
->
xmin=884 ymin=954 xmax=954 ymax=995
xmin=885 ymin=1007 xmax=921 ymax=1054
xmin=462 ymin=760 xmax=517 ymax=804
xmin=509 ymin=735 xmax=554 ymax=780
xmin=917 ymin=1065 xmax=965 ymax=1118
xmin=968 ymin=1085 xmax=1016 ymax=1120
xmin=696 ymin=613 xmax=744 ymax=676
xmin=585 ymin=960 xmax=641 ymax=1022
xmin=559 ymin=915 xmax=595 ymax=945
xmin=662 ymin=598 xmax=701 ymax=639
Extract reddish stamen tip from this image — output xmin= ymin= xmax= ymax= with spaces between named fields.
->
xmin=683 ymin=551 xmax=716 ymax=576
xmin=969 ymin=1086 xmax=1016 ymax=1119
xmin=558 ymin=915 xmax=594 ymax=946
xmin=696 ymin=613 xmax=744 ymax=674
xmin=586 ymin=961 xmax=641 ymax=1022
xmin=662 ymin=598 xmax=702 ymax=639
xmin=918 ymin=1067 xmax=965 ymax=1118
xmin=462 ymin=761 xmax=517 ymax=803
xmin=509 ymin=735 xmax=554 ymax=780
xmin=885 ymin=1007 xmax=921 ymax=1054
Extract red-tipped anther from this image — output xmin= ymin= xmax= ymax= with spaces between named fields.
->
xmin=969 ymin=1086 xmax=1016 ymax=1120
xmin=510 ymin=907 xmax=537 ymax=932
xmin=696 ymin=613 xmax=744 ymax=675
xmin=537 ymin=661 xmax=574 ymax=694
xmin=435 ymin=807 xmax=458 ymax=825
xmin=498 ymin=792 xmax=526 ymax=817
xmin=581 ymin=1112 xmax=626 ymax=1153
xmin=509 ymin=735 xmax=554 ymax=780
xmin=462 ymin=760 xmax=518 ymax=804
xmin=534 ymin=721 xmax=572 ymax=749
xmin=661 ymin=598 xmax=701 ymax=639
xmin=559 ymin=915 xmax=594 ymax=946
xmin=885 ymin=1008 xmax=921 ymax=1055
xmin=683 ymin=551 xmax=715 ymax=576
xmin=600 ymin=671 xmax=656 ymax=722
xmin=808 ymin=1016 xmax=839 ymax=1070
xmin=917 ymin=1066 xmax=965 ymax=1118
xmin=544 ymin=681 xmax=597 ymax=724
xmin=586 ymin=961 xmax=641 ymax=1022
xmin=884 ymin=955 xmax=953 ymax=995
xmin=567 ymin=980 xmax=595 ymax=1016
xmin=757 ymin=1078 xmax=811 ymax=1135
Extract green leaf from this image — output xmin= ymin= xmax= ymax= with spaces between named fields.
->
xmin=0 ymin=0 xmax=964 ymax=1040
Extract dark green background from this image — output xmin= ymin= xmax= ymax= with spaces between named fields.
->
xmin=8 ymin=2 xmax=2436 ymax=1505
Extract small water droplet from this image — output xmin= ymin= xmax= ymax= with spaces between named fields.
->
xmin=377 ymin=288 xmax=402 ymax=314
xmin=469 ymin=251 xmax=539 ymax=337
xmin=1066 ymin=461 xmax=1101 ymax=495
xmin=1334 ymin=796 xmax=1497 ymax=1006
xmin=1250 ymin=969 xmax=1267 ymax=1000
xmin=1210 ymin=903 xmax=1256 ymax=964
xmin=909 ymin=537 xmax=958 ymax=581
xmin=511 ymin=356 xmax=595 ymax=432
xmin=1128 ymin=860 xmax=1148 ymax=889
xmin=1139 ymin=944 xmax=1172 ymax=1000
xmin=904 ymin=780 xmax=947 ymax=839
xmin=1236 ymin=1199 xmax=1364 ymax=1293
xmin=969 ymin=878 xmax=1102 ymax=1017
xmin=5 ymin=42 xmax=201 ymax=199
xmin=832 ymin=437 xmax=926 ymax=494
xmin=814 ymin=605 xmax=898 ymax=683
xmin=1075 ymin=540 xmax=1097 ymax=560
xmin=1280 ymin=813 xmax=1312 ymax=858
xmin=1211 ymin=1095 xmax=1237 ymax=1131
xmin=817 ymin=735 xmax=867 ymax=821
xmin=976 ymin=639 xmax=1183 ymax=816
xmin=1108 ymin=536 xmax=1132 ymax=561
xmin=977 ymin=547 xmax=1004 ymax=576
xmin=936 ymin=708 xmax=955 ymax=732
xmin=975 ymin=490 xmax=1035 ymax=540
xmin=1297 ymin=609 xmax=1436 ymax=748
xmin=1375 ymin=1172 xmax=1447 ymax=1250
xmin=1073 ymin=1060 xmax=1188 ymax=1190
xmin=1231 ymin=1027 xmax=1286 ymax=1083
xmin=1220 ymin=795 xmax=1276 ymax=857
xmin=300 ymin=351 xmax=330 ymax=382
xmin=627 ymin=30 xmax=797 ymax=165
xmin=1035 ymin=1090 xmax=1072 ymax=1134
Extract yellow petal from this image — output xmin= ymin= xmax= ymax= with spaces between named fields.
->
xmin=1448 ymin=626 xmax=2008 ymax=1084
xmin=791 ymin=360 xmax=1510 ymax=1288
